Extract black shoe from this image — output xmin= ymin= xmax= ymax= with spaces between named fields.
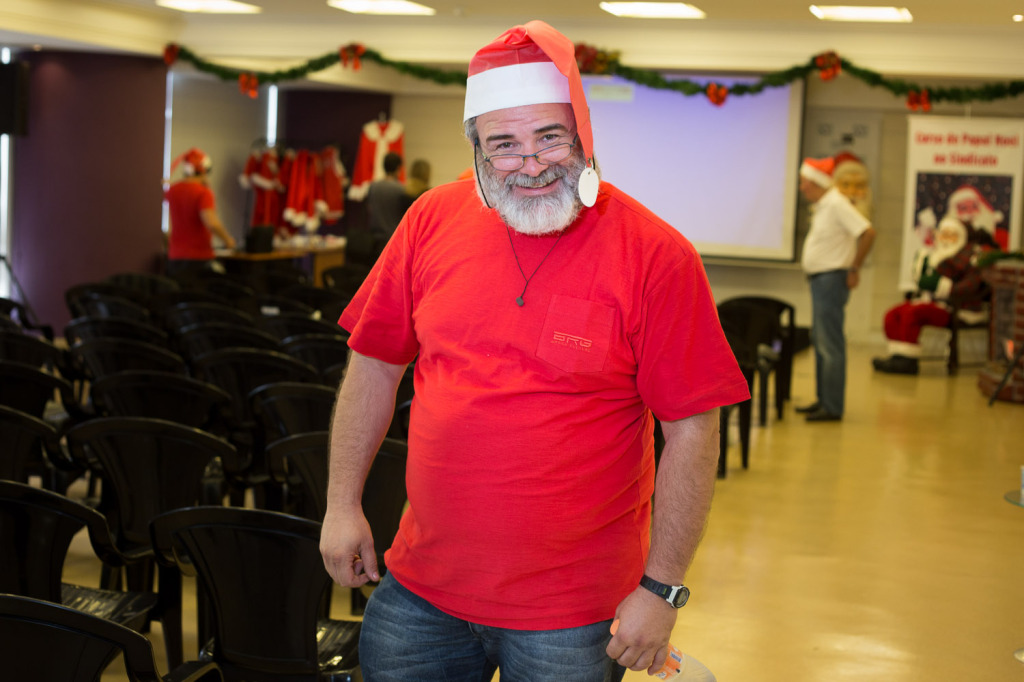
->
xmin=873 ymin=355 xmax=919 ymax=375
xmin=805 ymin=408 xmax=842 ymax=422
xmin=795 ymin=402 xmax=820 ymax=414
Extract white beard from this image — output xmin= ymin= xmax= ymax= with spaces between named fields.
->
xmin=477 ymin=151 xmax=586 ymax=236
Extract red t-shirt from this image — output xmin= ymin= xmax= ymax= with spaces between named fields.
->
xmin=165 ymin=180 xmax=216 ymax=260
xmin=340 ymin=179 xmax=749 ymax=630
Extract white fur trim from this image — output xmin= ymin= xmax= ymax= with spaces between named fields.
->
xmin=887 ymin=340 xmax=922 ymax=358
xmin=935 ymin=276 xmax=953 ymax=300
xmin=238 ymin=174 xmax=251 ymax=189
xmin=464 ymin=62 xmax=571 ymax=121
xmin=800 ymin=163 xmax=833 ymax=188
xmin=250 ymin=174 xmax=276 ymax=191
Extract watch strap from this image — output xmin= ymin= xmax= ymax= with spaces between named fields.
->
xmin=639 ymin=574 xmax=690 ymax=608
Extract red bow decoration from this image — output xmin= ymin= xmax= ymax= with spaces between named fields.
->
xmin=339 ymin=44 xmax=366 ymax=70
xmin=815 ymin=51 xmax=842 ymax=81
xmin=706 ymin=83 xmax=729 ymax=106
xmin=238 ymin=72 xmax=259 ymax=98
xmin=907 ymin=89 xmax=932 ymax=111
xmin=163 ymin=44 xmax=180 ymax=66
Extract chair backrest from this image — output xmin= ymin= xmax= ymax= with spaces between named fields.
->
xmin=192 ymin=348 xmax=320 ymax=424
xmin=279 ymin=284 xmax=349 ymax=320
xmin=163 ymin=302 xmax=256 ymax=334
xmin=257 ymin=312 xmax=347 ymax=341
xmin=90 ymin=370 xmax=232 ymax=431
xmin=0 ymin=404 xmax=62 ymax=485
xmin=0 ymin=330 xmax=68 ymax=373
xmin=0 ymin=480 xmax=119 ymax=601
xmin=320 ymin=264 xmax=371 ymax=299
xmin=0 ymin=360 xmax=76 ymax=419
xmin=175 ymin=322 xmax=284 ymax=363
xmin=0 ymin=297 xmax=54 ymax=340
xmin=106 ymin=271 xmax=181 ymax=299
xmin=717 ymin=298 xmax=791 ymax=365
xmin=65 ymin=282 xmax=148 ymax=318
xmin=150 ymin=506 xmax=334 ymax=676
xmin=64 ymin=315 xmax=170 ymax=348
xmin=65 ymin=417 xmax=236 ymax=552
xmin=238 ymin=293 xmax=316 ymax=319
xmin=71 ymin=292 xmax=153 ymax=323
xmin=250 ymin=381 xmax=337 ymax=443
xmin=0 ymin=594 xmax=222 ymax=682
xmin=70 ymin=338 xmax=188 ymax=380
xmin=281 ymin=333 xmax=351 ymax=379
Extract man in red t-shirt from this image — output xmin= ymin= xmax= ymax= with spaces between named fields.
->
xmin=320 ymin=21 xmax=749 ymax=682
xmin=164 ymin=147 xmax=236 ymax=275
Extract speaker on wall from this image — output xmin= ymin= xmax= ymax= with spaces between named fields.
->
xmin=0 ymin=61 xmax=30 ymax=136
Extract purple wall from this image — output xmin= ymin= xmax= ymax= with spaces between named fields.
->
xmin=11 ymin=51 xmax=166 ymax=332
xmin=279 ymin=89 xmax=392 ymax=234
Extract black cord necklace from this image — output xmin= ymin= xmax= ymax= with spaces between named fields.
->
xmin=506 ymin=226 xmax=564 ymax=307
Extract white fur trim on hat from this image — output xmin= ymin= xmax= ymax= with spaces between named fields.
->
xmin=464 ymin=62 xmax=571 ymax=121
xmin=800 ymin=161 xmax=833 ymax=188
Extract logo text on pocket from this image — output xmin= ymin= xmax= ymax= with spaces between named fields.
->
xmin=552 ymin=331 xmax=593 ymax=351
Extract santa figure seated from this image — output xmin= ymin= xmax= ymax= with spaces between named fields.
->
xmin=872 ymin=216 xmax=997 ymax=375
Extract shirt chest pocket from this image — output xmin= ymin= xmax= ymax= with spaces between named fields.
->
xmin=535 ymin=295 xmax=615 ymax=373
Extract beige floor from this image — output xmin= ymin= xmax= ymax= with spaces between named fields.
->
xmin=64 ymin=341 xmax=1024 ymax=681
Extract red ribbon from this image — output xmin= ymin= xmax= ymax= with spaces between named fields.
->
xmin=907 ymin=89 xmax=932 ymax=111
xmin=238 ymin=72 xmax=259 ymax=98
xmin=706 ymin=83 xmax=728 ymax=106
xmin=163 ymin=44 xmax=180 ymax=66
xmin=815 ymin=51 xmax=842 ymax=81
xmin=339 ymin=44 xmax=366 ymax=70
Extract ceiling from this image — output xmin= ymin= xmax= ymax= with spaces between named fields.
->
xmin=2 ymin=0 xmax=1023 ymax=81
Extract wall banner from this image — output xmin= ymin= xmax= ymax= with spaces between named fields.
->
xmin=900 ymin=116 xmax=1023 ymax=290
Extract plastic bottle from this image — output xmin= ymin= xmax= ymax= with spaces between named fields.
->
xmin=610 ymin=620 xmax=717 ymax=681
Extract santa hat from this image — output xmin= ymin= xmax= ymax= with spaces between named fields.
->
xmin=171 ymin=147 xmax=212 ymax=177
xmin=947 ymin=185 xmax=994 ymax=213
xmin=464 ymin=21 xmax=599 ymax=206
xmin=800 ymin=157 xmax=834 ymax=188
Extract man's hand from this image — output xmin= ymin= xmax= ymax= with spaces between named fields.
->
xmin=605 ymin=586 xmax=678 ymax=674
xmin=319 ymin=505 xmax=379 ymax=587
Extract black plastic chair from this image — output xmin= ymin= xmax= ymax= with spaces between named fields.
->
xmin=0 ymin=404 xmax=79 ymax=493
xmin=90 ymin=370 xmax=233 ymax=434
xmin=70 ymin=337 xmax=188 ymax=381
xmin=65 ymin=315 xmax=171 ymax=348
xmin=0 ymin=594 xmax=223 ymax=682
xmin=716 ymin=302 xmax=760 ymax=477
xmin=163 ymin=302 xmax=257 ymax=334
xmin=280 ymin=283 xmax=349 ymax=321
xmin=320 ymin=264 xmax=371 ymax=299
xmin=717 ymin=296 xmax=796 ymax=426
xmin=70 ymin=291 xmax=154 ymax=323
xmin=175 ymin=322 xmax=284 ymax=364
xmin=282 ymin=333 xmax=351 ymax=382
xmin=239 ymin=293 xmax=317 ymax=319
xmin=106 ymin=271 xmax=181 ymax=299
xmin=150 ymin=506 xmax=362 ymax=681
xmin=171 ymin=272 xmax=258 ymax=304
xmin=264 ymin=432 xmax=407 ymax=614
xmin=65 ymin=282 xmax=150 ymax=317
xmin=191 ymin=348 xmax=320 ymax=506
xmin=257 ymin=311 xmax=348 ymax=341
xmin=0 ymin=480 xmax=163 ymax=644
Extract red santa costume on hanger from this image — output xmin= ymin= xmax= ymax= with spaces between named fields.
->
xmin=347 ymin=119 xmax=405 ymax=201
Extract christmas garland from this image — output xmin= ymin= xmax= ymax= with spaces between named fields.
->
xmin=164 ymin=43 xmax=1024 ymax=110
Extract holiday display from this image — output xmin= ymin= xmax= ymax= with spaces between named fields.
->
xmin=164 ymin=42 xmax=1024 ymax=108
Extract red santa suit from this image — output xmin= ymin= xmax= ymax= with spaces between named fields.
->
xmin=347 ymin=119 xmax=404 ymax=201
xmin=317 ymin=146 xmax=346 ymax=225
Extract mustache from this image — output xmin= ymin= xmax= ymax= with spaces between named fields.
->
xmin=504 ymin=166 xmax=567 ymax=189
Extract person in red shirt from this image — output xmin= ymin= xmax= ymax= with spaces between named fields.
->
xmin=320 ymin=21 xmax=749 ymax=682
xmin=164 ymin=147 xmax=236 ymax=276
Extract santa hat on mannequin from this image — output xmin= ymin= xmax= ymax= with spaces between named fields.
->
xmin=800 ymin=157 xmax=835 ymax=188
xmin=945 ymin=184 xmax=1006 ymax=249
xmin=171 ymin=148 xmax=212 ymax=177
xmin=464 ymin=20 xmax=600 ymax=207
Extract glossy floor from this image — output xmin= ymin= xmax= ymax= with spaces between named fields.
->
xmin=65 ymin=342 xmax=1023 ymax=681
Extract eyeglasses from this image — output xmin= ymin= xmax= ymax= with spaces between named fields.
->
xmin=479 ymin=136 xmax=578 ymax=172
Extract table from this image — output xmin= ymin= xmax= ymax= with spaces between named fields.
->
xmin=215 ymin=239 xmax=346 ymax=287
xmin=1004 ymin=490 xmax=1024 ymax=662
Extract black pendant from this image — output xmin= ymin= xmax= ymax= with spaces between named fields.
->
xmin=516 ymin=296 xmax=524 ymax=307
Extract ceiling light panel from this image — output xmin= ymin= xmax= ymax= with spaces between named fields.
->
xmin=809 ymin=5 xmax=913 ymax=22
xmin=156 ymin=0 xmax=262 ymax=13
xmin=599 ymin=2 xmax=706 ymax=19
xmin=327 ymin=0 xmax=436 ymax=15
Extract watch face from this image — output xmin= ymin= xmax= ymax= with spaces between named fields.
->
xmin=670 ymin=586 xmax=690 ymax=608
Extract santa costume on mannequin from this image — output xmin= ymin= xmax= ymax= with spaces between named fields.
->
xmin=347 ymin=119 xmax=405 ymax=201
xmin=873 ymin=216 xmax=994 ymax=374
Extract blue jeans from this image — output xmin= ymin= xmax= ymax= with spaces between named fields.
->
xmin=808 ymin=269 xmax=850 ymax=416
xmin=359 ymin=573 xmax=626 ymax=682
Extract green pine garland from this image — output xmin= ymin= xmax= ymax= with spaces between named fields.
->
xmin=163 ymin=42 xmax=1024 ymax=107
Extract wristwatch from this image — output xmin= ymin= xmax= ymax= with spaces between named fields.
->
xmin=639 ymin=574 xmax=690 ymax=608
